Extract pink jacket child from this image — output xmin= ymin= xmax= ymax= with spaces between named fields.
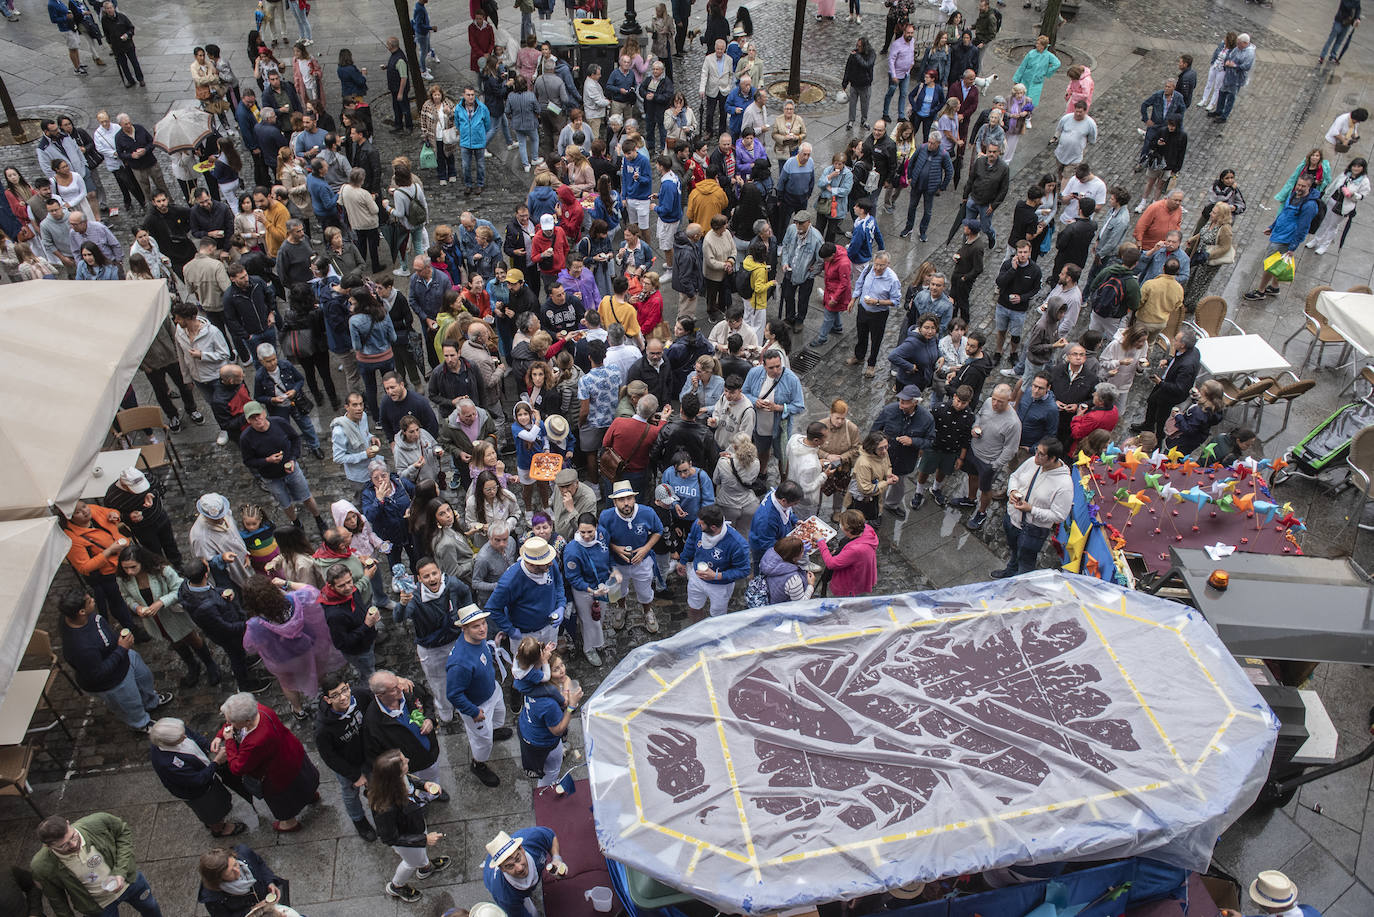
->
xmin=1065 ymin=66 xmax=1095 ymax=114
xmin=816 ymin=523 xmax=878 ymax=597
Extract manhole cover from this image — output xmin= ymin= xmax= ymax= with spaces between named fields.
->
xmin=0 ymin=119 xmax=44 ymax=147
xmin=791 ymin=348 xmax=822 ymax=374
xmin=767 ymin=80 xmax=826 ymax=104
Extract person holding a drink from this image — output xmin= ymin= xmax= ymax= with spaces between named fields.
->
xmin=676 ymin=504 xmax=750 ymax=621
xmin=370 ymin=749 xmax=453 ymax=902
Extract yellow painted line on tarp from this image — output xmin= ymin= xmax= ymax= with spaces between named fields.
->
xmin=700 ymin=650 xmax=763 ymax=882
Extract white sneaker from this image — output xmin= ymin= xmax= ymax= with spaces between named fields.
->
xmin=430 ymin=54 xmax=441 ymax=64
xmin=1305 ymin=238 xmax=1317 ymax=249
xmin=485 ymin=150 xmax=492 ymax=158
xmin=1316 ymin=243 xmax=1330 ymax=255
xmin=215 ymin=430 xmax=229 ymax=446
xmin=660 ymin=269 xmax=673 ymax=282
xmin=1196 ymin=100 xmax=1208 ymax=108
xmin=855 ymin=13 xmax=862 ymax=21
xmin=1134 ymin=201 xmax=1147 ymax=213
xmin=523 ymin=163 xmax=531 ymax=172
xmin=1136 ymin=127 xmax=1146 ymax=136
xmin=393 ymin=266 xmax=410 ymax=276
xmin=506 ymin=141 xmax=519 ymax=150
xmin=421 ymin=70 xmax=434 ymax=80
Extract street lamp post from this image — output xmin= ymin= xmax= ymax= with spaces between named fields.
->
xmin=619 ymin=0 xmax=642 ymax=35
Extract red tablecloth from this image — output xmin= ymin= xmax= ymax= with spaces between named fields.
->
xmin=532 ymin=778 xmax=622 ymax=917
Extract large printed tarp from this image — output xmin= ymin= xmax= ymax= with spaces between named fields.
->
xmin=585 ymin=571 xmax=1277 ymax=915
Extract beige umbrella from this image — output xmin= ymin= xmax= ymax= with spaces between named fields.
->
xmin=152 ymin=105 xmax=214 ymax=154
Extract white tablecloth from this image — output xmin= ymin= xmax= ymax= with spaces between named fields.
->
xmin=80 ymin=448 xmax=145 ymax=500
xmin=1195 ymin=334 xmax=1291 ymax=377
xmin=1318 ymin=290 xmax=1374 ymax=357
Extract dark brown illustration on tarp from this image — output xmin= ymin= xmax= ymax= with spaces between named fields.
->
xmin=724 ymin=617 xmax=1141 ymax=829
xmin=646 ymin=726 xmax=710 ymax=803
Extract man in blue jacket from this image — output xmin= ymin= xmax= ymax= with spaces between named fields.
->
xmin=888 ymin=314 xmax=942 ymax=389
xmin=747 ymin=479 xmax=802 ymax=570
xmin=606 ymin=55 xmax=640 ymax=124
xmin=445 ymin=604 xmax=512 ymax=787
xmin=455 ymin=87 xmax=492 ymax=196
xmin=900 ymin=131 xmax=953 ymax=241
xmin=871 ymin=385 xmax=934 ymax=518
xmin=395 ymin=558 xmax=471 ymax=724
xmin=678 ymin=505 xmax=750 ymax=620
xmin=652 ymin=156 xmax=683 ymax=271
xmin=485 ymin=536 xmax=566 ymax=645
xmin=58 ymin=589 xmax=171 ymax=730
xmin=1016 ymin=372 xmax=1059 ymax=457
xmin=725 ymin=74 xmax=757 ymax=138
xmin=621 ymin=138 xmax=654 ymax=231
xmin=1244 ymin=175 xmax=1319 ymax=301
xmin=600 ymin=481 xmax=664 ymax=632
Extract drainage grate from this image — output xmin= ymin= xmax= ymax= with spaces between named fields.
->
xmin=791 ymin=348 xmax=822 ymax=375
xmin=1131 ymin=47 xmax=1150 ymax=56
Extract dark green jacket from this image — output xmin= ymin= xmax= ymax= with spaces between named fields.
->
xmin=31 ymin=813 xmax=136 ymax=917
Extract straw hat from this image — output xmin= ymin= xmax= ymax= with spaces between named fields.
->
xmin=609 ymin=480 xmax=636 ymax=500
xmin=457 ymin=604 xmax=489 ymax=627
xmin=519 ymin=536 xmax=556 ymax=565
xmin=1249 ymin=871 xmax=1297 ymax=910
xmin=486 ymin=830 xmax=524 ymax=867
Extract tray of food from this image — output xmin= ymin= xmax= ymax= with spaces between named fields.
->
xmin=529 ymin=451 xmax=564 ymax=481
xmin=791 ymin=515 xmax=836 ymax=544
xmin=193 ymin=159 xmax=216 ymax=173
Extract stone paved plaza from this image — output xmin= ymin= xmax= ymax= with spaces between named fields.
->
xmin=2 ymin=0 xmax=1374 ymax=913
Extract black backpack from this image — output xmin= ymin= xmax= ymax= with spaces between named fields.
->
xmin=1091 ymin=274 xmax=1128 ymax=319
xmin=735 ymin=264 xmax=755 ymax=298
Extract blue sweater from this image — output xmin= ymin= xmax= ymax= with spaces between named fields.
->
xmin=483 ymin=827 xmax=555 ymax=916
xmin=563 ymin=532 xmax=611 ymax=591
xmin=444 ymin=636 xmax=499 ymax=717
xmin=888 ymin=330 xmax=941 ymax=389
xmin=748 ymin=494 xmax=799 ymax=562
xmin=680 ymin=522 xmax=750 ymax=583
xmin=847 ymin=215 xmax=884 ymax=264
xmin=485 ymin=562 xmax=566 ymax=639
xmin=661 ymin=466 xmax=715 ymax=517
xmin=599 ymin=505 xmax=663 ymax=554
xmin=307 ymin=173 xmax=338 ymax=217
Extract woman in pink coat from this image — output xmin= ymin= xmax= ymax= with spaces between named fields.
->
xmin=1064 ymin=64 xmax=1094 ymax=114
xmin=815 ymin=510 xmax=878 ymax=597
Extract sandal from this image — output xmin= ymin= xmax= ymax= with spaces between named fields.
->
xmin=212 ymin=821 xmax=248 ymax=837
xmin=273 ymin=820 xmax=304 ymax=833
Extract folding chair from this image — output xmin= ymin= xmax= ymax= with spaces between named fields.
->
xmin=111 ymin=406 xmax=186 ymax=492
xmin=0 ymin=744 xmax=43 ymax=817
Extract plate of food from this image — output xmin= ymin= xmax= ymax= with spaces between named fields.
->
xmin=529 ymin=451 xmax=564 ymax=481
xmin=791 ymin=516 xmax=836 ymax=544
xmin=192 ymin=159 xmax=216 ymax=173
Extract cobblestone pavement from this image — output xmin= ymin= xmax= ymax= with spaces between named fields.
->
xmin=2 ymin=1 xmax=1374 ymax=914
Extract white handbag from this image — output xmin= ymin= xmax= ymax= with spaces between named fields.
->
xmin=836 ymin=90 xmax=848 ymax=103
xmin=440 ymin=125 xmax=459 ymax=145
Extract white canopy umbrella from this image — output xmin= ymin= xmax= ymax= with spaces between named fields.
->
xmin=0 ymin=517 xmax=69 ymax=707
xmin=0 ymin=280 xmax=169 ymax=521
xmin=153 ymin=105 xmax=214 ymax=154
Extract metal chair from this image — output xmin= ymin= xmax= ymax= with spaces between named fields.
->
xmin=111 ymin=406 xmax=185 ymax=492
xmin=1258 ymin=371 xmax=1316 ymax=441
xmin=1153 ymin=307 xmax=1185 ymax=359
xmin=1187 ymin=296 xmax=1244 ymax=338
xmin=1218 ymin=376 xmax=1273 ymax=421
xmin=21 ymin=629 xmax=78 ymax=744
xmin=1341 ymin=427 xmax=1374 ymax=547
xmin=0 ymin=744 xmax=43 ymax=817
xmin=1281 ymin=285 xmax=1349 ymax=370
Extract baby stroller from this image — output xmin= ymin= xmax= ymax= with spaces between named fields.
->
xmin=1269 ymin=396 xmax=1374 ymax=491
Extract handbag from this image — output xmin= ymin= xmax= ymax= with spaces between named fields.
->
xmin=283 ymin=327 xmax=316 ymax=360
xmin=599 ymin=420 xmax=653 ymax=482
xmin=418 ymin=142 xmax=438 ymax=170
xmin=820 ymin=459 xmax=852 ymax=497
xmin=194 ymin=83 xmax=212 ymax=101
xmin=441 ymin=125 xmax=460 ymax=145
xmin=744 ymin=574 xmax=769 ymax=607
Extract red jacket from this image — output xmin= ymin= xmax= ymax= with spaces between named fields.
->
xmin=817 ymin=524 xmax=879 ymax=596
xmin=1069 ymin=404 xmax=1119 ymax=454
xmin=823 ymin=248 xmax=853 ymax=312
xmin=530 ymin=227 xmax=569 ymax=275
xmin=224 ymin=703 xmax=307 ymax=795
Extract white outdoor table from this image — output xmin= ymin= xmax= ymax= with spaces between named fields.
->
xmin=80 ymin=448 xmax=146 ymax=500
xmin=1317 ymin=289 xmax=1374 ymax=357
xmin=1195 ymin=334 xmax=1291 ymax=377
xmin=0 ymin=670 xmax=50 ymax=746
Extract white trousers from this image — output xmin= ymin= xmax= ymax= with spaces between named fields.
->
xmin=460 ymin=686 xmax=507 ymax=763
xmin=537 ymin=740 xmax=565 ymax=787
xmin=570 ymin=589 xmax=606 ymax=652
xmin=613 ymin=555 xmax=656 ymax=604
xmin=416 ymin=641 xmax=457 ymax=722
xmin=686 ymin=569 xmax=736 ymax=616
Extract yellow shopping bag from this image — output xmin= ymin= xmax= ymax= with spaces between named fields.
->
xmin=1263 ymin=250 xmax=1295 ymax=282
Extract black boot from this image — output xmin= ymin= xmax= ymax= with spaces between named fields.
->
xmin=353 ymin=817 xmax=378 ymax=842
xmin=195 ymin=642 xmax=223 ymax=686
xmin=173 ymin=642 xmax=201 ymax=688
xmin=314 ymin=514 xmax=328 ymax=538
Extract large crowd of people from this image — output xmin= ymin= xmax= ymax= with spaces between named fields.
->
xmin=0 ymin=0 xmax=1365 ymax=913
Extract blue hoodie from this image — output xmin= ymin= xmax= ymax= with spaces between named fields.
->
xmin=654 ymin=172 xmax=683 ymax=222
xmin=661 ymin=466 xmax=715 ymax=517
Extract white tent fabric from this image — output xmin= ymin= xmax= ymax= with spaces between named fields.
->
xmin=0 ymin=280 xmax=169 ymax=521
xmin=0 ymin=518 xmax=70 ymax=707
